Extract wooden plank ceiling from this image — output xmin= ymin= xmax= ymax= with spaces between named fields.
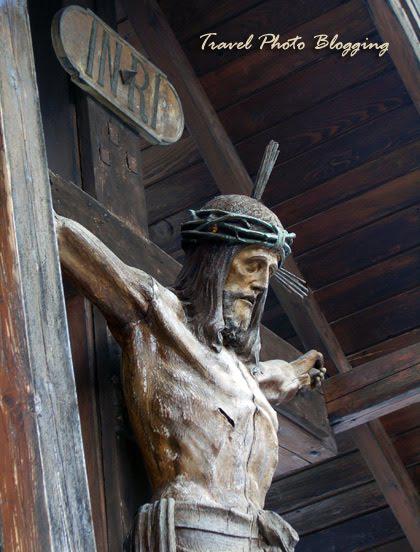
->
xmin=117 ymin=0 xmax=419 ymax=549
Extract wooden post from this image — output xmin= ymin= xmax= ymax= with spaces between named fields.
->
xmin=121 ymin=1 xmax=420 ymax=547
xmin=77 ymin=92 xmax=151 ymax=549
xmin=0 ymin=2 xmax=95 ymax=550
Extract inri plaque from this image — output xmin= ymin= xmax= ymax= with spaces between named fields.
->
xmin=52 ymin=6 xmax=184 ymax=145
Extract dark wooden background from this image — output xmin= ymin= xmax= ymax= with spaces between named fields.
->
xmin=29 ymin=0 xmax=419 ymax=550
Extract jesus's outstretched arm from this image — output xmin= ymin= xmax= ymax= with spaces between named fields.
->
xmin=55 ymin=214 xmax=153 ymax=328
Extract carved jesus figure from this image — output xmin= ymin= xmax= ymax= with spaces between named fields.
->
xmin=56 ymin=194 xmax=325 ymax=551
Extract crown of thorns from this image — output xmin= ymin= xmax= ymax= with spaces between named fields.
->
xmin=180 ymin=141 xmax=309 ymax=299
xmin=181 ymin=208 xmax=295 ymax=261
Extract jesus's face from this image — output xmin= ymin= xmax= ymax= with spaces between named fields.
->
xmin=222 ymin=246 xmax=279 ymax=344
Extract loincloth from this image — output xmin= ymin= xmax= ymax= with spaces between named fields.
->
xmin=128 ymin=499 xmax=298 ymax=551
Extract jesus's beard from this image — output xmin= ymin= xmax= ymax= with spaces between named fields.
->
xmin=221 ymin=290 xmax=255 ymax=348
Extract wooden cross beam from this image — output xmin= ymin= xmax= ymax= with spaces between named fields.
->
xmin=121 ymin=1 xmax=420 ymax=547
xmin=0 ymin=2 xmax=95 ymax=550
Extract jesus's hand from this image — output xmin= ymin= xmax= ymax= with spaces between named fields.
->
xmin=290 ymin=350 xmax=326 ymax=390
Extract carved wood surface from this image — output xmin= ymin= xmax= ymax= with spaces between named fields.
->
xmin=0 ymin=1 xmax=95 ymax=549
xmin=50 ymin=171 xmax=337 ymax=467
xmin=52 ymin=5 xmax=184 ymax=144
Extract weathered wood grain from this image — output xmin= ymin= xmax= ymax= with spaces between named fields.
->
xmin=264 ymin=104 xmax=420 ymax=208
xmin=297 ymin=507 xmax=404 ymax=552
xmin=276 ymin=140 xmax=420 ymax=225
xmin=349 ymin=329 xmax=420 ymax=367
xmin=326 ymin=344 xmax=420 ymax=432
xmin=77 ymin=95 xmax=149 ymax=233
xmin=275 ymin=448 xmax=310 ymax=477
xmin=146 ymin=106 xmax=419 ymax=243
xmin=316 ymin=248 xmax=420 ymax=322
xmin=353 ymin=422 xmax=420 ymax=550
xmin=184 ymin=0 xmax=344 ymax=75
xmin=92 ymin=308 xmax=151 ymax=549
xmin=0 ymin=1 xmax=95 ymax=549
xmin=145 ymin=161 xmax=218 ymax=224
xmin=267 ymin=286 xmax=420 ymax=357
xmin=284 ymin=465 xmax=418 ymax=536
xmin=219 ymin=41 xmax=392 ymax=144
xmin=266 ymin=428 xmax=419 ymax=511
xmin=334 ymin=287 xmax=420 ymax=355
xmin=29 ymin=0 xmax=82 ymax=185
xmin=0 ymin=72 xmax=50 ymax=552
xmin=158 ymin=0 xmax=260 ymax=43
xmin=381 ymin=403 xmax=420 ymax=440
xmin=290 ymin=169 xmax=420 ymax=255
xmin=327 ymin=343 xmax=420 ymax=403
xmin=142 ymin=47 xmax=392 ymax=188
xmin=144 ymin=67 xmax=407 ymax=193
xmin=239 ymin=70 xmax=409 ymax=174
xmin=333 ymin=380 xmax=420 ymax=437
xmin=66 ymin=296 xmax=108 ymax=551
xmin=334 ymin=404 xmax=420 ymax=459
xmin=299 ymin=205 xmax=420 ymax=289
xmin=200 ymin=0 xmax=375 ymax=110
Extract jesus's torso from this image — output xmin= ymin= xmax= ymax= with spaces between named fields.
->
xmin=119 ymin=278 xmax=279 ymax=514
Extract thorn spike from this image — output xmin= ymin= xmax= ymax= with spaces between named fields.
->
xmin=252 ymin=140 xmax=279 ymax=201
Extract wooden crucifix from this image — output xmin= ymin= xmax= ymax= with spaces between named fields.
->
xmin=54 ymin=143 xmax=327 ymax=551
xmin=56 ymin=182 xmax=325 ymax=552
xmin=44 ymin=5 xmax=334 ymax=549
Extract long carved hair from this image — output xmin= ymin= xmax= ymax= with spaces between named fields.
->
xmin=173 ymin=242 xmax=267 ymax=366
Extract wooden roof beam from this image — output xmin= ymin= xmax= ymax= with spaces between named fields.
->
xmin=368 ymin=0 xmax=420 ymax=114
xmin=121 ymin=1 xmax=420 ymax=547
xmin=326 ymin=343 xmax=420 ymax=433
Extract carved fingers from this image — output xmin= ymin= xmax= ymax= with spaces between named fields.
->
xmin=308 ymin=364 xmax=327 ymax=389
xmin=291 ymin=349 xmax=326 ymax=390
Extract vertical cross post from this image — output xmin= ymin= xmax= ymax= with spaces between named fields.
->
xmin=0 ymin=1 xmax=96 ymax=549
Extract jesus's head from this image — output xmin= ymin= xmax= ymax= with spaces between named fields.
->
xmin=174 ymin=195 xmax=294 ymax=368
xmin=222 ymin=245 xmax=278 ymax=347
